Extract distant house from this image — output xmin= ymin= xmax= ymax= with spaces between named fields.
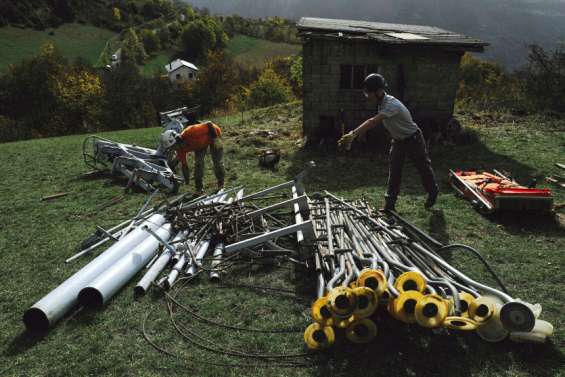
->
xmin=296 ymin=17 xmax=489 ymax=145
xmin=165 ymin=59 xmax=199 ymax=89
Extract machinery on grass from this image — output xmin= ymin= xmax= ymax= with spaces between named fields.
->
xmin=449 ymin=169 xmax=553 ymax=214
xmin=83 ymin=135 xmax=181 ymax=193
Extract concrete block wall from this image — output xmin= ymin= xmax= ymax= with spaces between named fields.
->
xmin=303 ymin=38 xmax=463 ymax=144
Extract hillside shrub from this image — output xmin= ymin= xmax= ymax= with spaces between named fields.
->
xmin=247 ymin=67 xmax=293 ymax=108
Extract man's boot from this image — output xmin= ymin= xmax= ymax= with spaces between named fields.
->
xmin=424 ymin=190 xmax=439 ymax=209
xmin=381 ymin=198 xmax=396 ymax=212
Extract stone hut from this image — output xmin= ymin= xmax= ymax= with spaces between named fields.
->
xmin=297 ymin=17 xmax=488 ymax=146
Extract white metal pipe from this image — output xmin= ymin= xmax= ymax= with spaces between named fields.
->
xmin=209 ymin=242 xmax=224 ymax=281
xmin=166 ymin=254 xmax=187 ymax=289
xmin=78 ymin=224 xmax=173 ymax=308
xmin=23 ymin=214 xmax=166 ymax=331
xmin=224 ymin=221 xmax=313 ymax=253
xmin=187 ymin=239 xmax=211 ymax=276
xmin=134 ymin=231 xmax=187 ymax=296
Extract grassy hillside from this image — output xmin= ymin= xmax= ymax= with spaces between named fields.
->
xmin=0 ymin=103 xmax=564 ymax=376
xmin=0 ymin=24 xmax=116 ymax=73
xmin=226 ymin=34 xmax=301 ymax=68
xmin=142 ymin=50 xmax=176 ymax=76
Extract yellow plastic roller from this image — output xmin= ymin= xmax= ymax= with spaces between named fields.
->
xmin=332 ymin=315 xmax=353 ymax=329
xmin=469 ymin=295 xmax=497 ymax=323
xmin=345 ymin=318 xmax=378 ymax=344
xmin=457 ymin=292 xmax=476 ymax=317
xmin=415 ymin=294 xmax=449 ymax=328
xmin=311 ymin=296 xmax=333 ymax=324
xmin=389 ymin=291 xmax=424 ymax=324
xmin=394 ymin=271 xmax=426 ymax=294
xmin=357 ymin=269 xmax=387 ymax=296
xmin=444 ymin=316 xmax=479 ymax=331
xmin=327 ymin=286 xmax=357 ymax=319
xmin=304 ymin=322 xmax=336 ymax=350
xmin=352 ymin=286 xmax=378 ymax=319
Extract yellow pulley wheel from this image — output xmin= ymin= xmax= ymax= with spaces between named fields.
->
xmin=346 ymin=318 xmax=378 ymax=344
xmin=415 ymin=294 xmax=449 ymax=328
xmin=304 ymin=322 xmax=336 ymax=350
xmin=457 ymin=292 xmax=476 ymax=317
xmin=352 ymin=286 xmax=378 ymax=319
xmin=469 ymin=295 xmax=498 ymax=323
xmin=311 ymin=296 xmax=333 ymax=324
xmin=332 ymin=314 xmax=354 ymax=329
xmin=394 ymin=271 xmax=426 ymax=294
xmin=357 ymin=269 xmax=387 ymax=296
xmin=444 ymin=316 xmax=479 ymax=331
xmin=390 ymin=291 xmax=424 ymax=324
xmin=327 ymin=286 xmax=357 ymax=319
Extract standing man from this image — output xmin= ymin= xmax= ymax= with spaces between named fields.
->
xmin=338 ymin=73 xmax=438 ymax=211
xmin=161 ymin=121 xmax=225 ymax=193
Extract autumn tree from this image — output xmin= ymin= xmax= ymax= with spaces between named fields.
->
xmin=140 ymin=29 xmax=161 ymax=55
xmin=247 ymin=67 xmax=293 ymax=108
xmin=190 ymin=51 xmax=237 ymax=114
xmin=121 ymin=28 xmax=148 ymax=64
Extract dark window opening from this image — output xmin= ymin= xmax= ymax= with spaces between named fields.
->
xmin=353 ymin=65 xmax=366 ymax=89
xmin=176 ymin=73 xmax=181 ymax=79
xmin=318 ymin=115 xmax=338 ymax=143
xmin=340 ymin=64 xmax=380 ymax=90
xmin=340 ymin=65 xmax=352 ymax=89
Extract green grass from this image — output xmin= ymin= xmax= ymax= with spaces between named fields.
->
xmin=226 ymin=34 xmax=302 ymax=68
xmin=0 ymin=103 xmax=564 ymax=376
xmin=142 ymin=50 xmax=176 ymax=76
xmin=0 ymin=24 xmax=117 ymax=73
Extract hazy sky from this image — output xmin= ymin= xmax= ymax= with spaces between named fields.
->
xmin=184 ymin=0 xmax=565 ymax=68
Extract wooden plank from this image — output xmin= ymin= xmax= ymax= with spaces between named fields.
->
xmin=40 ymin=192 xmax=70 ymax=201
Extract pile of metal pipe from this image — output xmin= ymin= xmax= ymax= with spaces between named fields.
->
xmin=23 ymin=165 xmax=316 ymax=332
xmin=23 ymin=214 xmax=169 ymax=331
xmin=303 ymin=192 xmax=554 ymax=350
xmin=23 ymin=160 xmax=553 ymax=349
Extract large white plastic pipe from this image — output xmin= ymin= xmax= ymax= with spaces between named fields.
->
xmin=78 ymin=224 xmax=173 ymax=308
xmin=187 ymin=239 xmax=211 ymax=276
xmin=165 ymin=253 xmax=187 ymax=289
xmin=134 ymin=231 xmax=187 ymax=296
xmin=209 ymin=242 xmax=224 ymax=281
xmin=23 ymin=214 xmax=167 ymax=331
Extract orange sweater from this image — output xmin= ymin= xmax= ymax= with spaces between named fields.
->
xmin=176 ymin=122 xmax=222 ymax=163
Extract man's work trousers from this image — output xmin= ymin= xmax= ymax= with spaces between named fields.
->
xmin=194 ymin=142 xmax=225 ymax=191
xmin=385 ymin=129 xmax=438 ymax=206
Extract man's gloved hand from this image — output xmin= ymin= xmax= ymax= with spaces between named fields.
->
xmin=338 ymin=131 xmax=356 ymax=151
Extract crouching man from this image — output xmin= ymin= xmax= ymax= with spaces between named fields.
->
xmin=161 ymin=122 xmax=225 ymax=193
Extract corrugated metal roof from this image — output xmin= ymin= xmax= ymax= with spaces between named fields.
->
xmin=297 ymin=17 xmax=488 ymax=51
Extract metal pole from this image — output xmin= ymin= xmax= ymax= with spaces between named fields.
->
xmin=24 ymin=214 xmax=166 ymax=331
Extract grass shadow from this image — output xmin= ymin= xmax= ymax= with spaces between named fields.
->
xmin=309 ymin=313 xmax=565 ymax=377
xmin=487 ymin=211 xmax=564 ymax=237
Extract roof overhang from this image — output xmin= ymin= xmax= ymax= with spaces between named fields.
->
xmin=297 ymin=17 xmax=489 ymax=53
